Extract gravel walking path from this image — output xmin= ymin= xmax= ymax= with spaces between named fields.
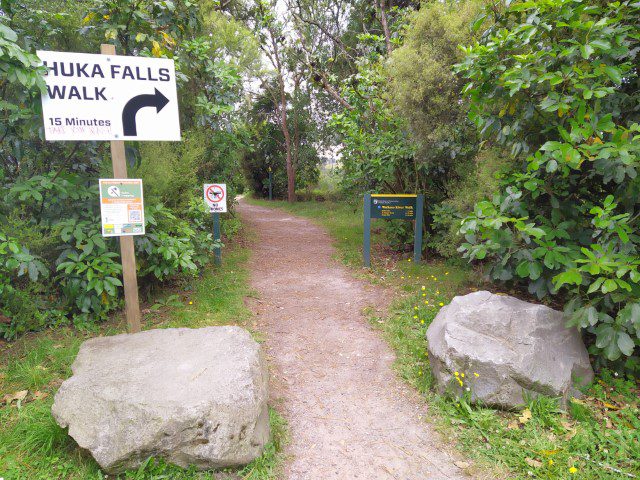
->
xmin=239 ymin=201 xmax=471 ymax=480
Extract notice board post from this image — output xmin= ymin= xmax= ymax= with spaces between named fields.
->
xmin=204 ymin=184 xmax=227 ymax=266
xmin=212 ymin=212 xmax=222 ymax=265
xmin=363 ymin=193 xmax=372 ymax=267
xmin=363 ymin=193 xmax=424 ymax=267
xmin=268 ymin=167 xmax=273 ymax=201
xmin=413 ymin=194 xmax=424 ymax=263
xmin=101 ymin=44 xmax=140 ymax=333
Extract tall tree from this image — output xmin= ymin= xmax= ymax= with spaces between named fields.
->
xmin=250 ymin=0 xmax=296 ymax=202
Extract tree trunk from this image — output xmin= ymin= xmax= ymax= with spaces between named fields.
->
xmin=292 ymin=75 xmax=301 ymax=194
xmin=279 ymin=80 xmax=296 ymax=202
xmin=378 ymin=0 xmax=392 ymax=55
xmin=269 ymin=32 xmax=296 ymax=202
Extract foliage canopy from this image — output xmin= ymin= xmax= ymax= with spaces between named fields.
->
xmin=457 ymin=0 xmax=640 ymax=365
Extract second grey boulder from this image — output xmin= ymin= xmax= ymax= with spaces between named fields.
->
xmin=426 ymin=291 xmax=593 ymax=409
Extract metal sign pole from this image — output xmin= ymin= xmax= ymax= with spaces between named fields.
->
xmin=212 ymin=212 xmax=222 ymax=265
xmin=414 ymin=194 xmax=424 ymax=264
xmin=363 ymin=193 xmax=371 ymax=267
xmin=101 ymin=44 xmax=141 ymax=333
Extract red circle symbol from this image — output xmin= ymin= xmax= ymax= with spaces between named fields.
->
xmin=206 ymin=185 xmax=225 ymax=203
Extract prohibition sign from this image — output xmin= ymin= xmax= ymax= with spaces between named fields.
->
xmin=206 ymin=184 xmax=225 ymax=203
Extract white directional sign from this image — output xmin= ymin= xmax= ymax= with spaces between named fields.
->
xmin=37 ymin=50 xmax=180 ymax=141
xmin=204 ymin=184 xmax=227 ymax=213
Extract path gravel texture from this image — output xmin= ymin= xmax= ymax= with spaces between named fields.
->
xmin=238 ymin=201 xmax=471 ymax=480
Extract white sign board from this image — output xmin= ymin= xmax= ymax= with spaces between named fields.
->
xmin=204 ymin=184 xmax=227 ymax=213
xmin=38 ymin=50 xmax=180 ymax=141
xmin=99 ymin=179 xmax=145 ymax=237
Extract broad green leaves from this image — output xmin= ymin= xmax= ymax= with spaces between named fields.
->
xmin=1 ymin=1 xmax=250 ymax=340
xmin=457 ymin=0 xmax=640 ymax=365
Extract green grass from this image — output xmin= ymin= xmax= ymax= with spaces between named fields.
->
xmin=252 ymin=198 xmax=640 ymax=480
xmin=0 ymin=244 xmax=286 ymax=480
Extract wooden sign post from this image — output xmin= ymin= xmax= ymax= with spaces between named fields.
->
xmin=101 ymin=44 xmax=141 ymax=333
xmin=39 ymin=45 xmax=180 ymax=333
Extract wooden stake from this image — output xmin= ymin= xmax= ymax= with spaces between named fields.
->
xmin=101 ymin=43 xmax=141 ymax=333
xmin=363 ymin=193 xmax=371 ymax=268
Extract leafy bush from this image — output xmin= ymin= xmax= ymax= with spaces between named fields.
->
xmin=427 ymin=148 xmax=512 ymax=258
xmin=57 ymin=251 xmax=123 ymax=327
xmin=426 ymin=203 xmax=462 ymax=259
xmin=331 ymin=57 xmax=417 ymax=195
xmin=0 ymin=1 xmax=253 ymax=340
xmin=136 ymin=202 xmax=224 ymax=282
xmin=0 ymin=233 xmax=51 ymax=339
xmin=456 ymin=0 xmax=640 ymax=366
xmin=381 ymin=220 xmax=414 ymax=253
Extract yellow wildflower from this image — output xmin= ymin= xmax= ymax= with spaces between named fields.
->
xmin=439 ymin=302 xmax=444 ymax=306
xmin=548 ymin=460 xmax=554 ymax=466
xmin=454 ymin=371 xmax=459 ymax=376
xmin=413 ymin=315 xmax=418 ymax=319
xmin=460 ymin=373 xmax=465 ymax=378
xmin=189 ymin=301 xmax=193 ymax=305
xmin=421 ymin=286 xmax=426 ymax=290
xmin=474 ymin=372 xmax=479 ymax=377
xmin=421 ymin=320 xmax=425 ymax=324
xmin=569 ymin=467 xmax=577 ymax=474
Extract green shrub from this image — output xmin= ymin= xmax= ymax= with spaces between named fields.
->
xmin=57 ymin=251 xmax=123 ymax=327
xmin=381 ymin=220 xmax=414 ymax=253
xmin=0 ymin=0 xmax=253 ymax=341
xmin=428 ymin=148 xmax=512 ymax=258
xmin=426 ymin=203 xmax=461 ymax=259
xmin=388 ymin=0 xmax=482 ymax=170
xmin=0 ymin=233 xmax=52 ymax=339
xmin=0 ymin=287 xmax=48 ymax=340
xmin=136 ymin=202 xmax=223 ymax=282
xmin=456 ymin=0 xmax=640 ymax=366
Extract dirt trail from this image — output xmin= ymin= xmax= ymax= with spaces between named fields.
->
xmin=239 ymin=200 xmax=470 ymax=480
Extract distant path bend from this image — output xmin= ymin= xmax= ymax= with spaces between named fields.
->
xmin=238 ymin=200 xmax=471 ymax=480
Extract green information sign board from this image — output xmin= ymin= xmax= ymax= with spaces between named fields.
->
xmin=363 ymin=193 xmax=424 ymax=267
xmin=99 ymin=179 xmax=145 ymax=237
xmin=370 ymin=194 xmax=417 ymax=219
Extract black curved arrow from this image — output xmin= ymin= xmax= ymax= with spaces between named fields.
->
xmin=121 ymin=88 xmax=169 ymax=137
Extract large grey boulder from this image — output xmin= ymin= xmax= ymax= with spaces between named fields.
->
xmin=426 ymin=291 xmax=593 ymax=409
xmin=52 ymin=326 xmax=270 ymax=473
